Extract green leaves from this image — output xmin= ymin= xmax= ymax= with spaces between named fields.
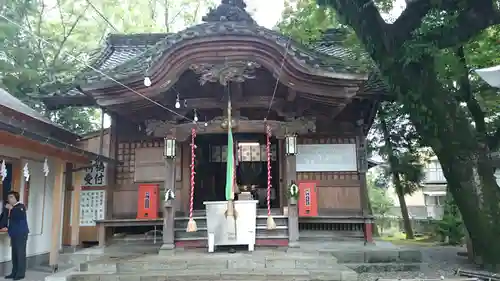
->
xmin=367 ymin=174 xmax=394 ymax=216
xmin=1 ymin=0 xmax=214 ymax=134
xmin=278 ymin=0 xmax=341 ymax=45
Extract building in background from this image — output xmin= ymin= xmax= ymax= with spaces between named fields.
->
xmin=0 ymin=88 xmax=112 ymax=272
xmin=386 ymin=156 xmax=446 ymax=220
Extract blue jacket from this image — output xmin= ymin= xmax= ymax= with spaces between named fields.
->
xmin=8 ymin=203 xmax=29 ymax=237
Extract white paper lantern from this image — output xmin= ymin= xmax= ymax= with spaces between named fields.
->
xmin=0 ymin=160 xmax=7 ymax=182
xmin=23 ymin=163 xmax=30 ymax=182
xmin=43 ymin=158 xmax=50 ymax=177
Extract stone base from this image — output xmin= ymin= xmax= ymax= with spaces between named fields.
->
xmin=288 ymin=241 xmax=300 ymax=248
xmin=158 ymin=243 xmax=175 ymax=255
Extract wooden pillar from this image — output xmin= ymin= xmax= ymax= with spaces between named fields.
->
xmin=278 ymin=139 xmax=285 ymax=209
xmin=106 ymin=113 xmax=118 ymax=220
xmin=50 ymin=159 xmax=65 ymax=271
xmin=160 ymin=136 xmax=176 ymax=253
xmin=285 ymin=137 xmax=299 ymax=247
xmin=356 ymin=124 xmax=373 ymax=244
xmin=70 ymin=170 xmax=82 ymax=248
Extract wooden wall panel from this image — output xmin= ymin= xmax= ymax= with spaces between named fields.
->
xmin=317 ymin=186 xmax=361 ymax=210
xmin=297 ymin=135 xmax=362 ymax=214
xmin=134 ymin=146 xmax=164 ymax=182
xmin=113 ymin=190 xmax=138 ymax=218
xmin=113 ymin=139 xmax=186 ymax=218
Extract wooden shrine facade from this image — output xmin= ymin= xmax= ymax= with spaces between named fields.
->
xmin=36 ymin=0 xmax=385 ymax=245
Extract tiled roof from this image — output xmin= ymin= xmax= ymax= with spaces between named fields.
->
xmin=0 ymin=88 xmax=77 ymax=136
xmin=37 ymin=27 xmax=386 ymax=109
xmin=73 ymin=22 xmax=366 ymax=86
xmin=34 ymin=34 xmax=170 ymax=107
xmin=314 ymin=29 xmax=388 ymax=94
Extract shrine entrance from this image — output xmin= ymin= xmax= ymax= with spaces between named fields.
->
xmin=193 ymin=133 xmax=280 ymax=210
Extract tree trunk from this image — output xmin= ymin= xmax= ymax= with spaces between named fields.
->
xmin=393 ymin=173 xmax=414 ymax=239
xmin=315 ymin=0 xmax=500 ymax=270
xmin=379 ymin=57 xmax=500 ymax=270
xmin=379 ymin=110 xmax=414 ymax=239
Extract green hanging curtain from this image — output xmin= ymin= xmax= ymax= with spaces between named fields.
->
xmin=225 ymin=104 xmax=235 ymax=201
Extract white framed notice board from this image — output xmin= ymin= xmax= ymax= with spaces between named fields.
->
xmin=296 ymin=144 xmax=357 ymax=172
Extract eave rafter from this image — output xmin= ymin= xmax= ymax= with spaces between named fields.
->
xmin=108 ymin=91 xmax=351 ymax=122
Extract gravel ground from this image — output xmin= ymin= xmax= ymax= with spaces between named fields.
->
xmin=359 ymin=246 xmax=479 ymax=281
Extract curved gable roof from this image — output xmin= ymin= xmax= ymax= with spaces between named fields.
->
xmin=78 ymin=22 xmax=366 ymax=87
xmin=35 ymin=1 xmax=385 ymax=109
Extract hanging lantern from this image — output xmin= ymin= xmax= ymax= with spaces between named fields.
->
xmin=163 ymin=138 xmax=176 ymax=158
xmin=285 ymin=134 xmax=297 ymax=155
xmin=43 ymin=158 xmax=50 ymax=177
xmin=1 ymin=160 xmax=7 ymax=182
xmin=23 ymin=163 xmax=30 ymax=182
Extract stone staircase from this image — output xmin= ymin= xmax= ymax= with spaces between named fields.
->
xmin=174 ymin=208 xmax=288 ymax=247
xmin=51 ymin=249 xmax=358 ymax=281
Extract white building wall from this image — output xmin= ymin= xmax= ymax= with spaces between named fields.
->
xmin=0 ymin=144 xmax=64 ymax=263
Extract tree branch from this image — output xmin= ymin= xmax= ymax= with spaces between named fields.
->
xmin=455 ymin=46 xmax=487 ymax=136
xmin=420 ymin=1 xmax=500 ymax=49
xmin=51 ymin=4 xmax=90 ymax=68
xmin=390 ymin=0 xmax=461 ymax=47
xmin=55 ymin=0 xmax=66 ymax=35
xmin=316 ymin=0 xmax=391 ymax=61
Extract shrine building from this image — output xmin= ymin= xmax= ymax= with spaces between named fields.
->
xmin=0 ymin=88 xmax=113 ymax=272
xmin=35 ymin=0 xmax=385 ymax=252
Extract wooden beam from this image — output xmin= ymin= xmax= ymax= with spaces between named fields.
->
xmin=50 ymin=159 xmax=65 ymax=270
xmin=0 ymin=132 xmax=90 ymax=164
xmin=70 ymin=170 xmax=82 ymax=247
xmin=146 ymin=118 xmax=316 ymax=140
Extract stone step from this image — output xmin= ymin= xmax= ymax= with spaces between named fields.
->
xmin=174 ymin=226 xmax=289 ymax=240
xmin=324 ymin=249 xmax=423 ymax=264
xmin=257 ymin=209 xmax=284 ymax=216
xmin=174 ymin=216 xmax=207 ymax=228
xmin=83 ymin=253 xmax=342 ymax=272
xmin=175 ymin=209 xmax=283 ymax=217
xmin=174 ymin=215 xmax=288 ymax=228
xmin=345 ymin=262 xmax=423 ymax=273
xmin=66 ymin=268 xmax=358 ymax=281
xmin=256 ymin=226 xmax=288 ymax=237
xmin=175 ymin=228 xmax=207 ymax=239
xmin=256 ymin=215 xmax=288 ymax=226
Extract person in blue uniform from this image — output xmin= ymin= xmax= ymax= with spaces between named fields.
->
xmin=5 ymin=191 xmax=29 ymax=280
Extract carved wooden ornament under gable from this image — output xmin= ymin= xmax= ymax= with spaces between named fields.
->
xmin=189 ymin=61 xmax=261 ymax=85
